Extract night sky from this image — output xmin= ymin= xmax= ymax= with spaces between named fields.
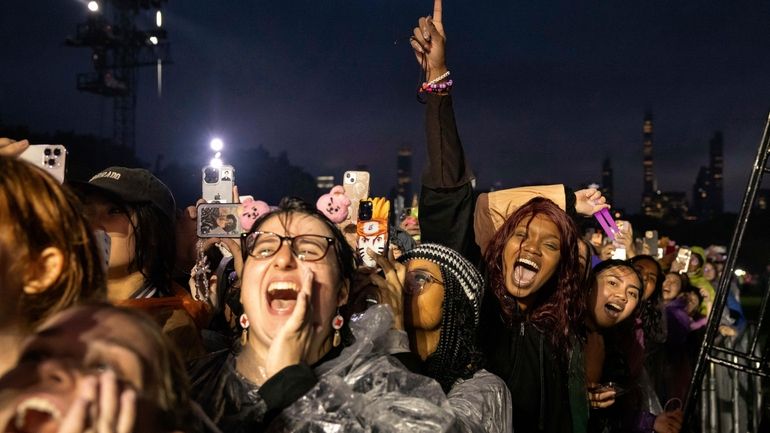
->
xmin=3 ymin=1 xmax=770 ymax=212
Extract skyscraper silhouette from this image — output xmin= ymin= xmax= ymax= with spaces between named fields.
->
xmin=601 ymin=157 xmax=613 ymax=205
xmin=709 ymin=131 xmax=724 ymax=215
xmin=397 ymin=146 xmax=413 ymax=202
xmin=641 ymin=111 xmax=657 ymax=215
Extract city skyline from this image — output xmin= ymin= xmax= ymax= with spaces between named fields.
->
xmin=3 ymin=1 xmax=770 ymax=212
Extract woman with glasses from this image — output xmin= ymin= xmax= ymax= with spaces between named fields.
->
xmin=189 ymin=197 xmax=460 ymax=432
xmin=396 ymin=243 xmax=513 ymax=433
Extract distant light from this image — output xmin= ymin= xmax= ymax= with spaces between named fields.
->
xmin=734 ymin=269 xmax=746 ymax=277
xmin=210 ymin=153 xmax=223 ymax=168
xmin=156 ymin=10 xmax=163 ymax=27
xmin=210 ymin=138 xmax=224 ymax=151
xmin=87 ymin=1 xmax=99 ymax=12
xmin=149 ymin=36 xmax=159 ymax=45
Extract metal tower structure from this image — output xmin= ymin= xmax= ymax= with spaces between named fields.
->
xmin=66 ymin=0 xmax=171 ymax=151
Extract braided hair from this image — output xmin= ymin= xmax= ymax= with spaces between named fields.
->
xmin=399 ymin=244 xmax=485 ymax=392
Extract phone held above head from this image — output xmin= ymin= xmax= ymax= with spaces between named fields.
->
xmin=343 ymin=170 xmax=370 ymax=224
xmin=19 ymin=144 xmax=67 ymax=183
xmin=202 ymin=164 xmax=235 ymax=203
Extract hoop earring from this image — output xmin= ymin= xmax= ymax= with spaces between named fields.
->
xmin=240 ymin=314 xmax=250 ymax=346
xmin=332 ymin=309 xmax=344 ymax=348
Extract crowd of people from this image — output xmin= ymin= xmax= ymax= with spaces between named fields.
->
xmin=0 ymin=2 xmax=754 ymax=432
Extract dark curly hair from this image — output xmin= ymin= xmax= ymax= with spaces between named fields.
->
xmin=483 ymin=197 xmax=585 ymax=356
xmin=242 ymin=197 xmax=356 ymax=286
xmin=240 ymin=197 xmax=357 ymax=345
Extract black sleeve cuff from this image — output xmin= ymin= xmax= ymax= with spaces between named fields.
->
xmin=564 ymin=185 xmax=577 ymax=217
xmin=258 ymin=363 xmax=317 ymax=421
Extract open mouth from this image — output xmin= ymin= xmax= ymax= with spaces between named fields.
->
xmin=266 ymin=282 xmax=299 ymax=315
xmin=4 ymin=397 xmax=62 ymax=433
xmin=603 ymin=301 xmax=625 ymax=319
xmin=512 ymin=258 xmax=540 ymax=288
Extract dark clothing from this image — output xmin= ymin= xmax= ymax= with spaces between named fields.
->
xmin=420 ymin=93 xmax=574 ymax=432
xmin=188 ymin=346 xmax=341 ymax=433
xmin=663 ymin=297 xmax=694 ymax=402
xmin=419 ymin=94 xmax=480 ymax=263
xmin=480 ymin=294 xmax=573 ymax=433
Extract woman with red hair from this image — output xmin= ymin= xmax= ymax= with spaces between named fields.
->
xmin=480 ymin=197 xmax=586 ymax=433
xmin=407 ymin=2 xmax=607 ymax=431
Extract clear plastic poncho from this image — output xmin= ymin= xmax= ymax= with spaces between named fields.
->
xmin=267 ymin=305 xmax=458 ymax=433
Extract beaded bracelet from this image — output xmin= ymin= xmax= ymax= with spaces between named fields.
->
xmin=420 ymin=79 xmax=454 ymax=93
xmin=427 ymin=70 xmax=451 ymax=85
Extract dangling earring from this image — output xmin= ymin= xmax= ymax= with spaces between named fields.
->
xmin=240 ymin=314 xmax=250 ymax=346
xmin=332 ymin=309 xmax=344 ymax=347
xmin=191 ymin=239 xmax=211 ymax=302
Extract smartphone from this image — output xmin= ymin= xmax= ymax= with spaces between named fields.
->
xmin=197 ymin=203 xmax=244 ymax=238
xmin=356 ymin=197 xmax=389 ymax=268
xmin=672 ymin=248 xmax=692 ymax=274
xmin=19 ymin=144 xmax=67 ymax=183
xmin=202 ymin=165 xmax=235 ymax=203
xmin=358 ymin=199 xmax=373 ymax=221
xmin=343 ymin=171 xmax=370 ymax=223
xmin=645 ymin=230 xmax=659 ymax=257
xmin=356 ymin=218 xmax=388 ymax=268
xmin=611 ymin=247 xmax=627 ymax=260
xmin=595 ymin=382 xmax=629 ymax=397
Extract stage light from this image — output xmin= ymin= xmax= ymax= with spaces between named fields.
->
xmin=734 ymin=269 xmax=746 ymax=277
xmin=148 ymin=36 xmax=159 ymax=45
xmin=87 ymin=1 xmax=99 ymax=12
xmin=210 ymin=138 xmax=224 ymax=151
xmin=156 ymin=10 xmax=162 ymax=27
xmin=210 ymin=152 xmax=223 ymax=168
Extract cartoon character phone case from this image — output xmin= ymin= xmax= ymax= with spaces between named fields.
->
xmin=356 ymin=197 xmax=389 ymax=268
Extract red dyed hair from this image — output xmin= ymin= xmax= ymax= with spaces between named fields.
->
xmin=483 ymin=197 xmax=585 ymax=354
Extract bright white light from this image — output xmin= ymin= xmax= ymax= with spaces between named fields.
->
xmin=210 ymin=154 xmax=223 ymax=168
xmin=87 ymin=1 xmax=99 ymax=12
xmin=734 ymin=269 xmax=746 ymax=277
xmin=156 ymin=10 xmax=163 ymax=27
xmin=149 ymin=36 xmax=159 ymax=45
xmin=210 ymin=138 xmax=224 ymax=151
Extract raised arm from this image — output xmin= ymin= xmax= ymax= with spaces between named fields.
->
xmin=411 ymin=1 xmax=478 ymax=260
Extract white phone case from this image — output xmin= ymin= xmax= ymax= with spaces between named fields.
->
xmin=19 ymin=144 xmax=67 ymax=183
xmin=202 ymin=165 xmax=235 ymax=203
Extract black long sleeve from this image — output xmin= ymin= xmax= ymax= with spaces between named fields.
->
xmin=419 ymin=94 xmax=481 ymax=263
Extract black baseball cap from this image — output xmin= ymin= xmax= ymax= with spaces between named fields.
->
xmin=77 ymin=167 xmax=176 ymax=221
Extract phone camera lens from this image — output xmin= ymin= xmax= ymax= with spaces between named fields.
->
xmin=203 ymin=167 xmax=219 ymax=184
xmin=53 ymin=148 xmax=61 ymax=156
xmin=44 ymin=148 xmax=52 ymax=156
xmin=47 ymin=159 xmax=56 ymax=166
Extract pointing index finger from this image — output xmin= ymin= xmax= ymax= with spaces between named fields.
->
xmin=433 ymin=0 xmax=442 ymax=23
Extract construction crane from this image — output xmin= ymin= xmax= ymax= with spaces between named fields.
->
xmin=66 ymin=0 xmax=171 ymax=151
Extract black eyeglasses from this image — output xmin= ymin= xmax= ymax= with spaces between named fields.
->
xmin=243 ymin=231 xmax=335 ymax=262
xmin=404 ymin=270 xmax=444 ymax=295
